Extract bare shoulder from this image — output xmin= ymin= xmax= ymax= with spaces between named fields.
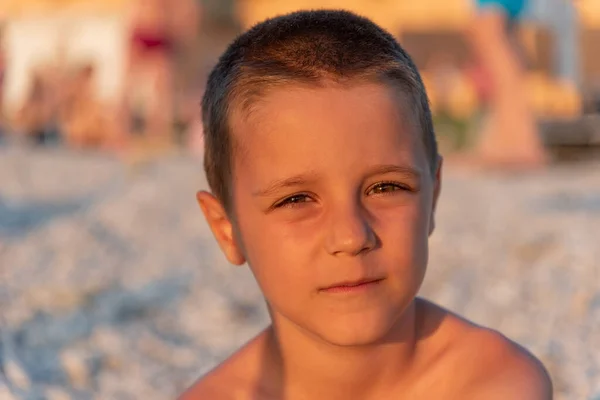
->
xmin=178 ymin=332 xmax=270 ymax=400
xmin=460 ymin=327 xmax=553 ymax=399
xmin=177 ymin=370 xmax=223 ymax=400
xmin=177 ymin=358 xmax=242 ymax=400
xmin=416 ymin=299 xmax=552 ymax=399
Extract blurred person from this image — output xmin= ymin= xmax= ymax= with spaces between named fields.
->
xmin=13 ymin=70 xmax=61 ymax=145
xmin=180 ymin=10 xmax=552 ymax=400
xmin=171 ymin=0 xmax=204 ymax=147
xmin=121 ymin=0 xmax=175 ymax=145
xmin=468 ymin=0 xmax=549 ymax=168
xmin=171 ymin=0 xmax=203 ymax=96
xmin=61 ymin=64 xmax=121 ymax=150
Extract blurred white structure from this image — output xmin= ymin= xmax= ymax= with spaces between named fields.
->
xmin=1 ymin=10 xmax=128 ymax=116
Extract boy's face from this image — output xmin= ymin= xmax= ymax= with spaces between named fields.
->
xmin=199 ymin=82 xmax=441 ymax=346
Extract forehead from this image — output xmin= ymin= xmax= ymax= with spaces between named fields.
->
xmin=229 ymin=82 xmax=427 ymax=181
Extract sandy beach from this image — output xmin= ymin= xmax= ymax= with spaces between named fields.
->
xmin=1 ymin=145 xmax=598 ymax=399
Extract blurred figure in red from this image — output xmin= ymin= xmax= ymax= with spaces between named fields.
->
xmin=468 ymin=0 xmax=548 ymax=168
xmin=121 ymin=0 xmax=175 ymax=145
xmin=121 ymin=0 xmax=204 ymax=155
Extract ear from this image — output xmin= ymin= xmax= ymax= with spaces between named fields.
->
xmin=196 ymin=191 xmax=246 ymax=265
xmin=429 ymin=156 xmax=443 ymax=236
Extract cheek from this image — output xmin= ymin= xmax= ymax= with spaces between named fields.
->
xmin=236 ymin=213 xmax=320 ymax=301
xmin=375 ymin=202 xmax=431 ymax=270
xmin=375 ymin=196 xmax=432 ymax=239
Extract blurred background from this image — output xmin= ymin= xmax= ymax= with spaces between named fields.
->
xmin=0 ymin=0 xmax=599 ymax=399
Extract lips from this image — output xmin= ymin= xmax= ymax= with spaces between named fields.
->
xmin=320 ymin=278 xmax=384 ymax=293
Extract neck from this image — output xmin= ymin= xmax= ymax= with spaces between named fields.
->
xmin=264 ymin=300 xmax=419 ymax=400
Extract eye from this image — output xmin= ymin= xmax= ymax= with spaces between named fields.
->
xmin=367 ymin=182 xmax=408 ymax=195
xmin=274 ymin=193 xmax=313 ymax=208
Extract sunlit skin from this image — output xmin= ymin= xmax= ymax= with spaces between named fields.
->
xmin=184 ymin=82 xmax=552 ymax=400
xmin=231 ymin=82 xmax=437 ymax=347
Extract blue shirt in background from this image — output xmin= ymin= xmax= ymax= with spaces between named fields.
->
xmin=476 ymin=0 xmax=527 ymax=19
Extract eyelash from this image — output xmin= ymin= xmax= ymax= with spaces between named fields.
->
xmin=273 ymin=193 xmax=313 ymax=208
xmin=273 ymin=181 xmax=409 ymax=209
xmin=367 ymin=181 xmax=410 ymax=195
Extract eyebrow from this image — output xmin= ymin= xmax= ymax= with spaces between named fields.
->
xmin=365 ymin=164 xmax=423 ymax=180
xmin=252 ymin=172 xmax=319 ymax=197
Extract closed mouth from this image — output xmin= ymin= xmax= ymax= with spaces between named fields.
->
xmin=320 ymin=278 xmax=385 ymax=292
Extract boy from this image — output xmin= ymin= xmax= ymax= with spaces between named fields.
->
xmin=182 ymin=10 xmax=552 ymax=400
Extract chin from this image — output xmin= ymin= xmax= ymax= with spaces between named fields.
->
xmin=311 ymin=310 xmax=401 ymax=347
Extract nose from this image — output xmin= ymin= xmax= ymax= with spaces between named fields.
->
xmin=324 ymin=201 xmax=377 ymax=257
